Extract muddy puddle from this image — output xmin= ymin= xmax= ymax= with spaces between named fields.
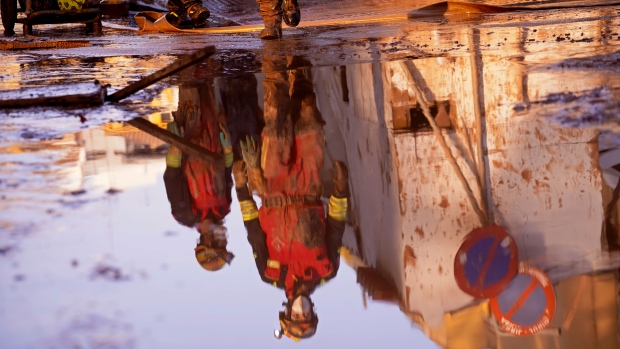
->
xmin=3 ymin=4 xmax=620 ymax=349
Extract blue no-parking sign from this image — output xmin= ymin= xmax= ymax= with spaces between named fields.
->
xmin=490 ymin=262 xmax=557 ymax=336
xmin=454 ymin=225 xmax=519 ymax=298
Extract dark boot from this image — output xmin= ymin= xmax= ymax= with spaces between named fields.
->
xmin=186 ymin=1 xmax=210 ymax=28
xmin=257 ymin=0 xmax=282 ymax=40
xmin=166 ymin=0 xmax=189 ymax=28
xmin=167 ymin=0 xmax=209 ymax=28
xmin=260 ymin=17 xmax=282 ymax=40
xmin=282 ymin=0 xmax=300 ymax=27
xmin=165 ymin=10 xmax=194 ymax=29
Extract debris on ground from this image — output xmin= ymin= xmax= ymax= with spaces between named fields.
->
xmin=90 ymin=262 xmax=131 ymax=281
xmin=0 ymin=39 xmax=91 ymax=50
xmin=0 ymin=81 xmax=107 ymax=108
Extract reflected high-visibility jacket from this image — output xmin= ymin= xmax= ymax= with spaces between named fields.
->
xmin=163 ymin=95 xmax=232 ymax=227
xmin=164 ymin=74 xmax=261 ymax=227
xmin=164 ymin=164 xmax=232 ymax=227
xmin=236 ymin=184 xmax=347 ymax=297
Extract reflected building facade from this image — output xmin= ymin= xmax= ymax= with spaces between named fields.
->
xmin=313 ymin=7 xmax=620 ymax=349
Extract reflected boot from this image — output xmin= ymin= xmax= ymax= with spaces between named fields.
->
xmin=258 ymin=0 xmax=282 ymax=40
xmin=282 ymin=0 xmax=300 ymax=27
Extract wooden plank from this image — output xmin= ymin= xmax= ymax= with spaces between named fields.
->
xmin=0 ymin=39 xmax=91 ymax=50
xmin=106 ymin=45 xmax=216 ymax=102
xmin=127 ymin=117 xmax=222 ymax=164
xmin=0 ymin=81 xmax=106 ymax=108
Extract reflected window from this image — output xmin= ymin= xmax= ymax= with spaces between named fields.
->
xmin=393 ymin=100 xmax=453 ymax=133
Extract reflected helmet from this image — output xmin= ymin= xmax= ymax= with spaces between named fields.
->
xmin=194 ymin=245 xmax=234 ymax=272
xmin=275 ymin=310 xmax=319 ymax=341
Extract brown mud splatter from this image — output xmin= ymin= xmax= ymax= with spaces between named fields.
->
xmin=404 ymin=245 xmax=417 ymax=268
xmin=415 ymin=227 xmax=425 ymax=239
xmin=534 ymin=128 xmax=548 ymax=143
xmin=439 ymin=195 xmax=449 ymax=208
xmin=405 ymin=286 xmax=411 ymax=308
xmin=492 ymin=159 xmax=519 ymax=173
xmin=521 ymin=169 xmax=531 ymax=183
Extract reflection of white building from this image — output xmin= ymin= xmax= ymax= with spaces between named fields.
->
xmin=77 ymin=114 xmax=171 ymax=192
xmin=77 ymin=87 xmax=178 ymax=192
xmin=315 ymin=7 xmax=620 ymax=349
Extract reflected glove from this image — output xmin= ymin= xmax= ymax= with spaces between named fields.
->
xmin=240 ymin=135 xmax=260 ymax=170
xmin=219 ymin=123 xmax=233 ymax=168
xmin=173 ymin=102 xmax=198 ymax=127
xmin=330 ymin=160 xmax=349 ymax=197
xmin=232 ymin=160 xmax=247 ymax=189
xmin=166 ymin=121 xmax=183 ymax=168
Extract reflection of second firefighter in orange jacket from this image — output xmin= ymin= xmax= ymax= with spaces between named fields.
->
xmin=164 ymin=76 xmax=261 ymax=272
xmin=233 ymin=63 xmax=349 ymax=341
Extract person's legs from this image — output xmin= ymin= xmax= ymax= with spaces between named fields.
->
xmin=288 ymin=66 xmax=325 ymax=197
xmin=257 ymin=0 xmax=282 ymax=39
xmin=288 ymin=64 xmax=325 ymax=136
xmin=282 ymin=0 xmax=300 ymax=27
xmin=261 ymin=68 xmax=292 ymax=179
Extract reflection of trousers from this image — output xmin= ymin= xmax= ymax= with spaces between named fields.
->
xmin=218 ymin=75 xmax=261 ymax=161
xmin=177 ymin=82 xmax=228 ymax=216
xmin=260 ymin=67 xmax=325 ymax=197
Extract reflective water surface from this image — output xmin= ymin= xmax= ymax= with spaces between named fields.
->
xmin=2 ymin=4 xmax=620 ymax=349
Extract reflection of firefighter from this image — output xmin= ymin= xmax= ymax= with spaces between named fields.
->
xmin=164 ymin=77 xmax=261 ymax=271
xmin=233 ymin=63 xmax=349 ymax=341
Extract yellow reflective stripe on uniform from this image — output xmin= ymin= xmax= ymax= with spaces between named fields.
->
xmin=253 ymin=253 xmax=257 ymax=259
xmin=240 ymin=200 xmax=257 ymax=210
xmin=272 ymin=281 xmax=277 ymax=287
xmin=320 ymin=279 xmax=326 ymax=285
xmin=223 ymin=151 xmax=233 ymax=168
xmin=328 ymin=196 xmax=348 ymax=221
xmin=240 ymin=200 xmax=258 ymax=221
xmin=166 ymin=154 xmax=182 ymax=168
xmin=261 ymin=137 xmax=269 ymax=170
xmin=242 ymin=211 xmax=258 ymax=221
xmin=267 ymin=259 xmax=280 ymax=269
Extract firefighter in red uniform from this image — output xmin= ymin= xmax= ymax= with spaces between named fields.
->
xmin=164 ymin=76 xmax=261 ymax=272
xmin=232 ymin=60 xmax=349 ymax=341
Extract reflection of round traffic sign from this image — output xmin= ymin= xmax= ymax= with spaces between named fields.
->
xmin=490 ymin=263 xmax=556 ymax=336
xmin=454 ymin=225 xmax=518 ymax=298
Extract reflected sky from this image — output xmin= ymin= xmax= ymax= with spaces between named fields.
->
xmin=0 ymin=153 xmax=435 ymax=348
xmin=0 ymin=69 xmax=439 ymax=348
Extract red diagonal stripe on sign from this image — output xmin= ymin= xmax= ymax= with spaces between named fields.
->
xmin=505 ymin=278 xmax=539 ymax=320
xmin=475 ymin=237 xmax=500 ymax=289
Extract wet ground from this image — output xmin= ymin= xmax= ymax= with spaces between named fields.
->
xmin=2 ymin=1 xmax=620 ymax=348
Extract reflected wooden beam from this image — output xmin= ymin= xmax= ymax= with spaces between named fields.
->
xmin=106 ymin=46 xmax=216 ymax=102
xmin=127 ymin=117 xmax=222 ymax=164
